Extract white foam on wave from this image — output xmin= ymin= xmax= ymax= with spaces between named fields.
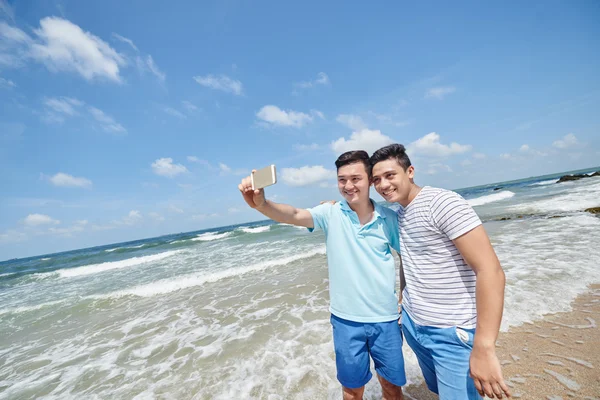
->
xmin=0 ymin=299 xmax=68 ymax=317
xmin=530 ymin=179 xmax=557 ymax=186
xmin=192 ymin=232 xmax=232 ymax=242
xmin=54 ymin=250 xmax=182 ymax=278
xmin=468 ymin=190 xmax=515 ymax=207
xmin=104 ymin=244 xmax=145 ymax=252
xmin=510 ymin=178 xmax=600 ymax=214
xmin=239 ymin=226 xmax=270 ymax=234
xmin=101 ymin=246 xmax=326 ymax=298
xmin=498 ymin=214 xmax=600 ymax=330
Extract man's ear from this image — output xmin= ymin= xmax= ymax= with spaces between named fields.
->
xmin=407 ymin=165 xmax=415 ymax=179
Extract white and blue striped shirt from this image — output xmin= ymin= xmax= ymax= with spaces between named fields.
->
xmin=398 ymin=186 xmax=481 ymax=329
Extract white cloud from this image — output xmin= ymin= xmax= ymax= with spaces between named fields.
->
xmin=23 ymin=213 xmax=60 ymax=226
xmin=473 ymin=153 xmax=486 ymax=159
xmin=552 ymin=133 xmax=578 ymax=149
xmin=294 ymin=143 xmax=320 ymax=151
xmin=163 ymin=107 xmax=186 ymax=119
xmin=182 ymin=100 xmax=198 ymax=112
xmin=1 ymin=17 xmax=127 ymax=82
xmin=193 ymin=74 xmax=242 ymax=95
xmin=151 ymin=158 xmax=189 ymax=178
xmin=294 ymin=72 xmax=330 ymax=89
xmin=500 ymin=153 xmax=513 ymax=160
xmin=256 ymin=105 xmax=314 ymax=128
xmin=280 ymin=165 xmax=335 ymax=187
xmin=336 ymin=114 xmax=367 ymax=131
xmin=331 ymin=129 xmax=395 ymax=155
xmin=218 ymin=162 xmax=246 ymax=176
xmin=43 ymin=96 xmax=83 ymax=116
xmin=144 ymin=55 xmax=165 ymax=82
xmin=425 ymin=86 xmax=456 ymax=100
xmin=168 ymin=205 xmax=184 ymax=214
xmin=0 ymin=76 xmax=16 ymax=88
xmin=407 ymin=132 xmax=471 ymax=157
xmin=219 ymin=163 xmax=231 ymax=173
xmin=424 ymin=163 xmax=452 ymax=175
xmin=228 ymin=207 xmax=240 ymax=213
xmin=48 ymin=220 xmax=87 ymax=236
xmin=88 ymin=106 xmax=126 ymax=133
xmin=48 ymin=172 xmax=92 ymax=188
xmin=111 ymin=33 xmax=138 ymax=52
xmin=518 ymin=144 xmax=547 ymax=157
xmin=148 ymin=212 xmax=165 ymax=222
xmin=460 ymin=159 xmax=472 ymax=167
xmin=122 ymin=210 xmax=143 ymax=225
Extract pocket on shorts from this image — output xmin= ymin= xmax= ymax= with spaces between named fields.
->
xmin=452 ymin=327 xmax=474 ymax=350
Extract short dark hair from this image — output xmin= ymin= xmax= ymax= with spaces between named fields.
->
xmin=335 ymin=150 xmax=371 ymax=175
xmin=370 ymin=144 xmax=412 ymax=171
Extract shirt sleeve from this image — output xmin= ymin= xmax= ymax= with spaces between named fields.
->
xmin=430 ymin=190 xmax=482 ymax=240
xmin=306 ymin=203 xmax=333 ymax=233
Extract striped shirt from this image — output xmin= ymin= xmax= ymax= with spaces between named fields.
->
xmin=398 ymin=186 xmax=481 ymax=329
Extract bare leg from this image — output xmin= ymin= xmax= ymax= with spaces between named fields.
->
xmin=343 ymin=386 xmax=365 ymax=400
xmin=378 ymin=375 xmax=404 ymax=400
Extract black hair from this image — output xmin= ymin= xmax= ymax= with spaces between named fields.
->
xmin=369 ymin=144 xmax=411 ymax=171
xmin=335 ymin=150 xmax=371 ymax=175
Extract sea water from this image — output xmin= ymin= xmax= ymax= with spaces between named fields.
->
xmin=1 ymin=167 xmax=599 ymax=399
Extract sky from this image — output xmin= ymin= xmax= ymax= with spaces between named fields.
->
xmin=1 ymin=0 xmax=599 ymax=260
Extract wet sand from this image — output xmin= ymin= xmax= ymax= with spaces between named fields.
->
xmin=403 ymin=284 xmax=600 ymax=399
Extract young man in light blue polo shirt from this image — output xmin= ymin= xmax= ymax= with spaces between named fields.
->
xmin=239 ymin=150 xmax=406 ymax=400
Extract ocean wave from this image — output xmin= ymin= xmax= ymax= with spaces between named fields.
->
xmin=239 ymin=226 xmax=270 ymax=234
xmin=52 ymin=250 xmax=182 ymax=278
xmin=100 ymin=246 xmax=327 ymax=298
xmin=510 ymin=179 xmax=600 ymax=214
xmin=530 ymin=179 xmax=557 ymax=186
xmin=278 ymin=223 xmax=309 ymax=231
xmin=191 ymin=232 xmax=233 ymax=242
xmin=105 ymin=244 xmax=146 ymax=252
xmin=468 ymin=191 xmax=515 ymax=207
xmin=0 ymin=299 xmax=68 ymax=317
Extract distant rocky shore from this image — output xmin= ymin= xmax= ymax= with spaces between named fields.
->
xmin=557 ymin=171 xmax=600 ymax=183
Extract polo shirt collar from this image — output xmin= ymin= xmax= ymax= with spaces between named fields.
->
xmin=340 ymin=199 xmax=387 ymax=220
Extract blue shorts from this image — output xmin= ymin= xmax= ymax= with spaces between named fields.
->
xmin=401 ymin=310 xmax=482 ymax=399
xmin=330 ymin=314 xmax=406 ymax=389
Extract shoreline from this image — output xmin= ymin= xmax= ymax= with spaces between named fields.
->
xmin=403 ymin=284 xmax=600 ymax=399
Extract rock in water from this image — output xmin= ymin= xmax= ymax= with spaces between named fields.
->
xmin=557 ymin=174 xmax=588 ymax=183
xmin=584 ymin=207 xmax=600 ymax=215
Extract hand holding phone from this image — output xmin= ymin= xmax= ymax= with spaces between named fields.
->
xmin=251 ymin=164 xmax=277 ymax=190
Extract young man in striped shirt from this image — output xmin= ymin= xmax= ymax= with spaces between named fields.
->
xmin=370 ymin=144 xmax=511 ymax=400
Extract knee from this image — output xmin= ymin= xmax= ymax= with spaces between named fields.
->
xmin=379 ymin=377 xmax=403 ymax=399
xmin=342 ymin=386 xmax=365 ymax=400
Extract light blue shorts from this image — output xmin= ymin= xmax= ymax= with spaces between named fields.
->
xmin=401 ymin=310 xmax=482 ymax=399
xmin=330 ymin=314 xmax=406 ymax=389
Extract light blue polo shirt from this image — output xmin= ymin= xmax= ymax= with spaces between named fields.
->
xmin=307 ymin=199 xmax=401 ymax=323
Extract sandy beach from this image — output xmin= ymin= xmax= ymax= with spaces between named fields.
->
xmin=404 ymin=284 xmax=600 ymax=399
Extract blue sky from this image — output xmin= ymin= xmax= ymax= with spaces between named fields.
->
xmin=1 ymin=0 xmax=599 ymax=260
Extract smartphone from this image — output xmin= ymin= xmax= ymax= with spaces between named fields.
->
xmin=251 ymin=165 xmax=277 ymax=190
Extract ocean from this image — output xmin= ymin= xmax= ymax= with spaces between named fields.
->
xmin=1 ymin=167 xmax=599 ymax=399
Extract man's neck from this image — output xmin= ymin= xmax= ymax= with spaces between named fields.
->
xmin=399 ymin=184 xmax=422 ymax=208
xmin=348 ymin=199 xmax=374 ymax=217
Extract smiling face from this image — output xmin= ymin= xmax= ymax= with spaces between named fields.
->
xmin=371 ymin=158 xmax=415 ymax=206
xmin=337 ymin=162 xmax=371 ymax=206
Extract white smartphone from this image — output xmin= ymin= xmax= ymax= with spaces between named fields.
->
xmin=251 ymin=164 xmax=277 ymax=190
